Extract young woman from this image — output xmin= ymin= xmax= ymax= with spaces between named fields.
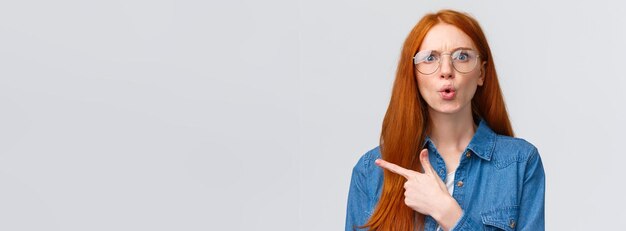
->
xmin=345 ymin=10 xmax=545 ymax=231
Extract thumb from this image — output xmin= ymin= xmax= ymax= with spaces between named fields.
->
xmin=421 ymin=149 xmax=447 ymax=191
xmin=419 ymin=149 xmax=436 ymax=175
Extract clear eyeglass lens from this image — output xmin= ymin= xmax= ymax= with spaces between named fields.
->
xmin=413 ymin=49 xmax=479 ymax=74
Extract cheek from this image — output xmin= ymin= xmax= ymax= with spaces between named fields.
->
xmin=459 ymin=79 xmax=480 ymax=97
xmin=416 ymin=77 xmax=433 ymax=100
xmin=461 ymin=72 xmax=482 ymax=86
xmin=416 ymin=75 xmax=433 ymax=92
xmin=464 ymin=84 xmax=479 ymax=98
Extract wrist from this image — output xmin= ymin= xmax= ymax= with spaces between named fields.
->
xmin=432 ymin=195 xmax=463 ymax=230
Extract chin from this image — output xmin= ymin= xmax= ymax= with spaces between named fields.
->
xmin=429 ymin=103 xmax=464 ymax=114
xmin=434 ymin=108 xmax=462 ymax=114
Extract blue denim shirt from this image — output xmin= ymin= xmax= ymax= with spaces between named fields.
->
xmin=345 ymin=120 xmax=545 ymax=230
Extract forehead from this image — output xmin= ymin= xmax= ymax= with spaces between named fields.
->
xmin=419 ymin=23 xmax=477 ymax=51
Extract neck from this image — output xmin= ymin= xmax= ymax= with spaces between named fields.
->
xmin=427 ymin=108 xmax=477 ymax=151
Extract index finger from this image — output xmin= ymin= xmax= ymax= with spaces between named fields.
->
xmin=375 ymin=159 xmax=415 ymax=179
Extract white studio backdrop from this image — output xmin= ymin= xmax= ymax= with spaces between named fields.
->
xmin=0 ymin=0 xmax=624 ymax=230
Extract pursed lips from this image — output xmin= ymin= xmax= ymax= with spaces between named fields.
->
xmin=438 ymin=85 xmax=455 ymax=93
xmin=438 ymin=85 xmax=456 ymax=100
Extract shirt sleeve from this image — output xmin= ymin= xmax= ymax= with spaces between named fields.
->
xmin=515 ymin=147 xmax=546 ymax=230
xmin=345 ymin=158 xmax=370 ymax=231
xmin=450 ymin=147 xmax=546 ymax=231
xmin=448 ymin=210 xmax=483 ymax=230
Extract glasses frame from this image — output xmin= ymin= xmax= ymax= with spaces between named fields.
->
xmin=413 ymin=49 xmax=481 ymax=75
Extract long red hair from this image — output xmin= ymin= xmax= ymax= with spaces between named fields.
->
xmin=362 ymin=9 xmax=514 ymax=230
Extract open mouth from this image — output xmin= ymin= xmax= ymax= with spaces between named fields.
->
xmin=439 ymin=87 xmax=456 ymax=100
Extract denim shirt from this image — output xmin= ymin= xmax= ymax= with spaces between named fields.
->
xmin=345 ymin=120 xmax=545 ymax=230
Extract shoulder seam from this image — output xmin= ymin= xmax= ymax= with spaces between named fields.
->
xmin=525 ymin=146 xmax=539 ymax=164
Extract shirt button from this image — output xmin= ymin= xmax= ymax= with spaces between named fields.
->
xmin=439 ymin=169 xmax=445 ymax=175
xmin=456 ymin=181 xmax=464 ymax=187
xmin=509 ymin=220 xmax=516 ymax=229
xmin=466 ymin=152 xmax=471 ymax=158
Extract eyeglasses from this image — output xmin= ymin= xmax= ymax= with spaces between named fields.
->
xmin=413 ymin=49 xmax=481 ymax=75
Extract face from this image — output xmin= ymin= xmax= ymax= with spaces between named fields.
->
xmin=415 ymin=23 xmax=485 ymax=117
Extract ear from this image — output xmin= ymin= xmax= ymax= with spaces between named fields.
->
xmin=478 ymin=61 xmax=486 ymax=86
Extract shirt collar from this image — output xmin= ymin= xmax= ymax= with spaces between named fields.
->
xmin=423 ymin=119 xmax=496 ymax=161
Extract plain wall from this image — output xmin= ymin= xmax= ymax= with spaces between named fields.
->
xmin=0 ymin=0 xmax=624 ymax=230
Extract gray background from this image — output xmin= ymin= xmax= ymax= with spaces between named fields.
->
xmin=0 ymin=0 xmax=624 ymax=230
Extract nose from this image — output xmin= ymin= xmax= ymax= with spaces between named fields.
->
xmin=439 ymin=56 xmax=454 ymax=79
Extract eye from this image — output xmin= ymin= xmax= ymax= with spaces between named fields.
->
xmin=454 ymin=50 xmax=471 ymax=62
xmin=425 ymin=54 xmax=436 ymax=62
xmin=414 ymin=50 xmax=439 ymax=64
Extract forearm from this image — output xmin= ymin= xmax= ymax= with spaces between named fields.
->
xmin=431 ymin=195 xmax=462 ymax=231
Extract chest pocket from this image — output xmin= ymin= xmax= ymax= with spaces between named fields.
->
xmin=480 ymin=205 xmax=519 ymax=231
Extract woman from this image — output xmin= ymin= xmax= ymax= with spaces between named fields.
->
xmin=345 ymin=9 xmax=545 ymax=231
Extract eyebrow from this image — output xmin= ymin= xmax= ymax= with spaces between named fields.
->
xmin=422 ymin=47 xmax=475 ymax=53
